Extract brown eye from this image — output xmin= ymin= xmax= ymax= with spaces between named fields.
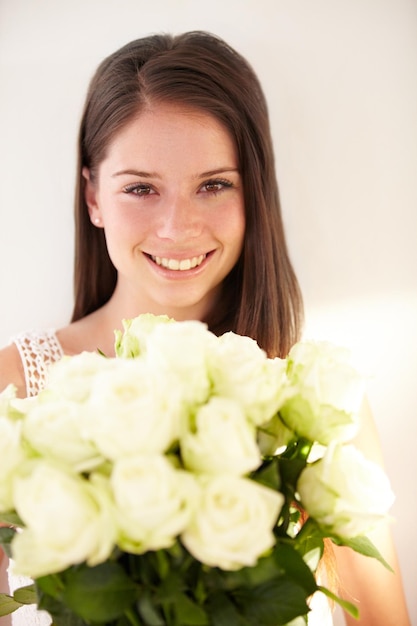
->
xmin=201 ymin=179 xmax=233 ymax=194
xmin=123 ymin=183 xmax=155 ymax=196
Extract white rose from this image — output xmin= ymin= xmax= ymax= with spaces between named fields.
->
xmin=111 ymin=455 xmax=198 ymax=553
xmin=181 ymin=475 xmax=284 ymax=570
xmin=0 ymin=384 xmax=35 ymax=421
xmin=297 ymin=444 xmax=395 ymax=538
xmin=46 ymin=351 xmax=114 ymax=403
xmin=114 ymin=314 xmax=174 ymax=359
xmin=85 ymin=358 xmax=181 ymax=460
xmin=257 ymin=413 xmax=294 ymax=457
xmin=208 ymin=332 xmax=289 ymax=426
xmin=0 ymin=384 xmax=17 ymax=412
xmin=280 ymin=341 xmax=365 ymax=445
xmin=0 ymin=416 xmax=26 ymax=512
xmin=181 ymin=397 xmax=261 ymax=476
xmin=22 ymin=395 xmax=102 ymax=471
xmin=0 ymin=386 xmax=31 ymax=512
xmin=11 ymin=461 xmax=115 ymax=577
xmin=144 ymin=320 xmax=215 ymax=407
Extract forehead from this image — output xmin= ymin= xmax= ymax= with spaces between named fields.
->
xmin=102 ymin=103 xmax=238 ymax=171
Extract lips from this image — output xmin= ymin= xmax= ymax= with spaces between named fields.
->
xmin=150 ymin=254 xmax=207 ymax=271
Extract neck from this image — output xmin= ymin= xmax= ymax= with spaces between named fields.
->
xmin=100 ymin=281 xmax=219 ymax=329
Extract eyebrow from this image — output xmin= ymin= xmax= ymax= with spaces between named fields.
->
xmin=111 ymin=167 xmax=240 ymax=179
xmin=112 ymin=169 xmax=159 ymax=179
xmin=197 ymin=167 xmax=240 ymax=179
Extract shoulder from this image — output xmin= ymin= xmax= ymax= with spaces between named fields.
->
xmin=0 ymin=342 xmax=26 ymax=398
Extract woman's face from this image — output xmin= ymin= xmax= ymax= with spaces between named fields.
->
xmin=84 ymin=103 xmax=245 ymax=321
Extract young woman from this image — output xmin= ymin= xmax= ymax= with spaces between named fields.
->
xmin=0 ymin=32 xmax=410 ymax=625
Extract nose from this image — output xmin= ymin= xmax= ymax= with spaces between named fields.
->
xmin=156 ymin=194 xmax=203 ymax=241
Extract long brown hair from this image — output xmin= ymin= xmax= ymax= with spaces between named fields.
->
xmin=71 ymin=31 xmax=303 ymax=357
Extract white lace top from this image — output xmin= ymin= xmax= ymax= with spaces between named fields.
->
xmin=5 ymin=330 xmax=334 ymax=626
xmin=13 ymin=329 xmax=64 ymax=398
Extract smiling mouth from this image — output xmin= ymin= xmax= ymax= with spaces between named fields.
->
xmin=150 ymin=254 xmax=207 ymax=271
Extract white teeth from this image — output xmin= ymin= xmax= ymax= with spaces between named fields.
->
xmin=179 ymin=259 xmax=191 ymax=271
xmin=151 ymin=254 xmax=206 ymax=271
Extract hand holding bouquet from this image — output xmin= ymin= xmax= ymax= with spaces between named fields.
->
xmin=0 ymin=315 xmax=394 ymax=625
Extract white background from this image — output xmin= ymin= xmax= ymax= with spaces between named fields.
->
xmin=0 ymin=0 xmax=416 ymax=623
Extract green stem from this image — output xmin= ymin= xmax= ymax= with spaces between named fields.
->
xmin=279 ymin=502 xmax=292 ymax=536
xmin=123 ymin=607 xmax=143 ymax=626
xmin=294 ymin=438 xmax=313 ymax=462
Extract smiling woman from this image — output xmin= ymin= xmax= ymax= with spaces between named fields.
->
xmin=63 ymin=32 xmax=303 ymax=362
xmin=0 ymin=30 xmax=411 ymax=626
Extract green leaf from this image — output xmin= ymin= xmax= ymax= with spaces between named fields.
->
xmin=62 ymin=561 xmax=137 ymax=622
xmin=38 ymin=595 xmax=87 ymax=626
xmin=0 ymin=593 xmax=23 ymax=617
xmin=36 ymin=575 xmax=88 ymax=626
xmin=273 ymin=544 xmax=317 ymax=595
xmin=234 ymin=578 xmax=310 ymax=626
xmin=206 ymin=554 xmax=282 ymax=592
xmin=294 ymin=518 xmax=325 ymax=571
xmin=0 ymin=585 xmax=37 ymax=616
xmin=36 ymin=573 xmax=66 ymax=599
xmin=157 ymin=571 xmax=185 ymax=601
xmin=173 ymin=592 xmax=210 ymax=625
xmin=206 ymin=591 xmax=248 ymax=626
xmin=13 ymin=584 xmax=37 ymax=605
xmin=317 ymin=585 xmax=360 ymax=619
xmin=0 ymin=512 xmax=21 ymax=527
xmin=331 ymin=534 xmax=394 ymax=571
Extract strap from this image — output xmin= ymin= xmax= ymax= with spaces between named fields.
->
xmin=13 ymin=330 xmax=64 ymax=397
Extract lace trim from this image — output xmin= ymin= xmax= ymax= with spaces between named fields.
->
xmin=13 ymin=330 xmax=64 ymax=398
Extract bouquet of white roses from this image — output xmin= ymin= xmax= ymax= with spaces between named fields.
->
xmin=0 ymin=314 xmax=394 ymax=625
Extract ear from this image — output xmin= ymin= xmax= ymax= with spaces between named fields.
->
xmin=82 ymin=167 xmax=103 ymax=227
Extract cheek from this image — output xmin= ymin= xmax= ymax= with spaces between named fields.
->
xmin=236 ymin=210 xmax=246 ymax=245
xmin=221 ymin=204 xmax=245 ymax=251
xmin=102 ymin=203 xmax=149 ymax=237
xmin=100 ymin=213 xmax=145 ymax=266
